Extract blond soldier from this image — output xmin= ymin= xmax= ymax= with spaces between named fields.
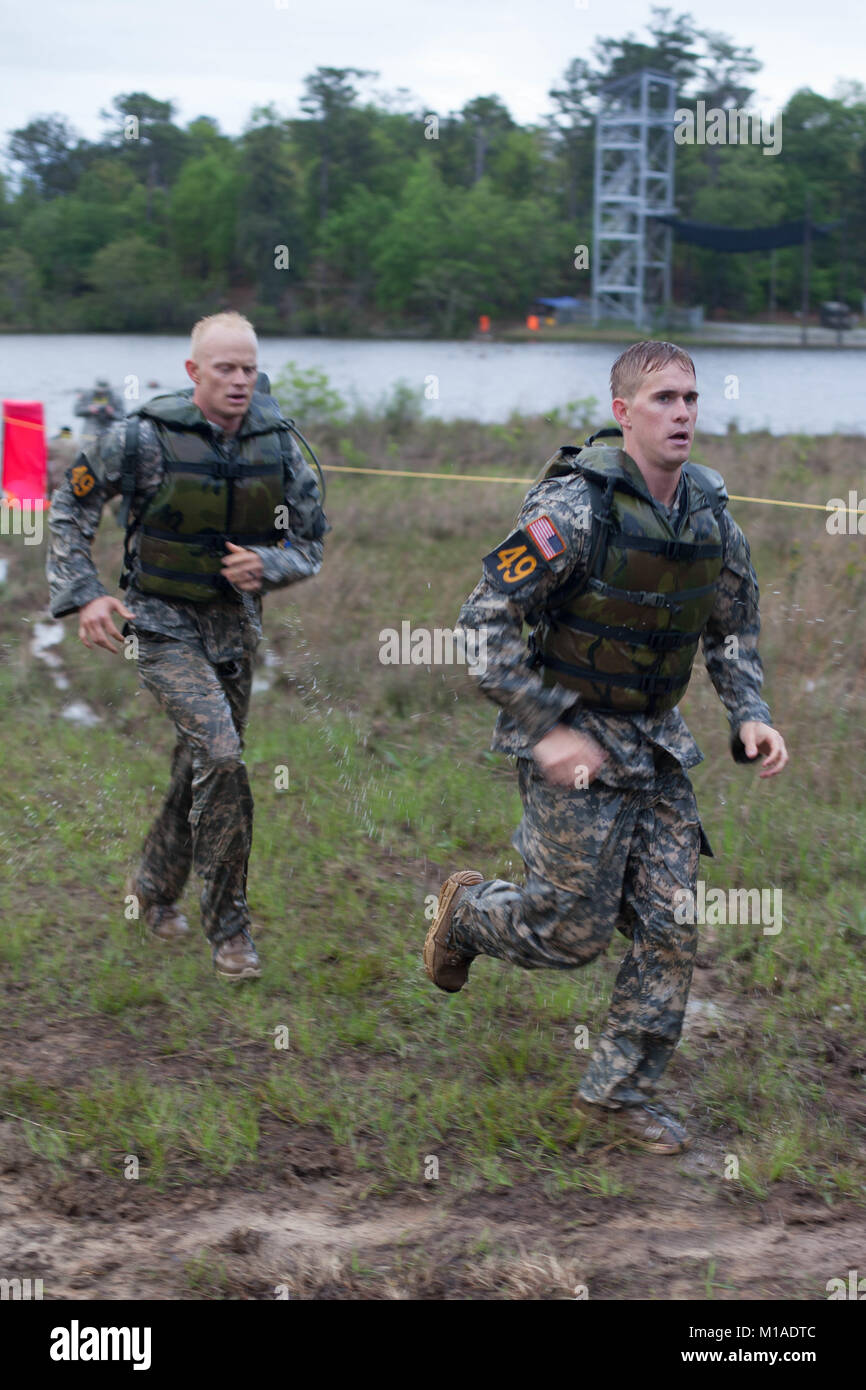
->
xmin=47 ymin=313 xmax=327 ymax=978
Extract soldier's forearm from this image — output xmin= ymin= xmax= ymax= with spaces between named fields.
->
xmin=721 ymin=691 xmax=773 ymax=735
xmin=474 ymin=659 xmax=578 ymax=746
xmin=250 ymin=538 xmax=324 ymax=593
xmin=47 ymin=546 xmax=107 ymax=618
xmin=703 ymin=631 xmax=772 ymax=732
xmin=459 ymin=607 xmax=578 ymax=745
xmin=46 ymin=497 xmax=108 ymax=618
xmin=49 ymin=577 xmax=108 ymax=621
xmin=702 ymin=541 xmax=772 ymax=731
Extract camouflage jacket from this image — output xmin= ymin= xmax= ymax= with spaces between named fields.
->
xmin=46 ymin=396 xmax=327 ymax=663
xmin=457 ymin=460 xmax=773 ymax=786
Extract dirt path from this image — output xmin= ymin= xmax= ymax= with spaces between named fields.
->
xmin=2 ymin=1125 xmax=861 ymax=1299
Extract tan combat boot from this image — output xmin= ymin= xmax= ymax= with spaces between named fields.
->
xmin=423 ymin=870 xmax=482 ymax=992
xmin=213 ymin=929 xmax=261 ymax=980
xmin=576 ymin=1097 xmax=691 ymax=1155
xmin=125 ymin=877 xmax=190 ymax=942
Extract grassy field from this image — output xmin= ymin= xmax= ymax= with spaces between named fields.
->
xmin=0 ymin=408 xmax=864 ymax=1299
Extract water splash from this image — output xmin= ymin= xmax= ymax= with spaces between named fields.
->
xmin=30 ymin=620 xmax=70 ymax=691
xmin=61 ymin=700 xmax=102 ymax=727
xmin=273 ymin=611 xmax=404 ymax=846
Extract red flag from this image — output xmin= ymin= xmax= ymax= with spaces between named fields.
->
xmin=2 ymin=400 xmax=47 ymax=506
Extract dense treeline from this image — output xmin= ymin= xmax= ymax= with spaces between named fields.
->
xmin=0 ymin=6 xmax=864 ymax=335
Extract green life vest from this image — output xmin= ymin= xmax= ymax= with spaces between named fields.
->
xmin=530 ymin=443 xmax=727 ymax=716
xmin=127 ymin=392 xmax=287 ymax=602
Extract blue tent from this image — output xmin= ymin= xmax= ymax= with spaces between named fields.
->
xmin=534 ymin=297 xmax=582 ymax=310
xmin=532 ymin=296 xmax=587 ymax=322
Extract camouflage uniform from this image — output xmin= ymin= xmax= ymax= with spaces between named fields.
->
xmin=451 ymin=461 xmax=772 ymax=1108
xmin=46 ymin=396 xmax=327 ymax=945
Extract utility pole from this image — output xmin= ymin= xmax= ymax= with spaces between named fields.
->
xmin=801 ymin=190 xmax=811 ymax=347
xmin=837 ymin=212 xmax=848 ymax=348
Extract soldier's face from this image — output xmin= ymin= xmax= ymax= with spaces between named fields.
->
xmin=615 ymin=364 xmax=699 ymax=470
xmin=186 ymin=330 xmax=258 ymax=428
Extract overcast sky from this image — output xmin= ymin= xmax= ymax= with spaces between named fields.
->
xmin=2 ymin=0 xmax=864 ymax=151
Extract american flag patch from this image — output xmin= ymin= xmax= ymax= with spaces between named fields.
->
xmin=526 ymin=514 xmax=565 ymax=560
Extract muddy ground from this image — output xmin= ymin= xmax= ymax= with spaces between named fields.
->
xmin=2 ymin=999 xmax=863 ymax=1302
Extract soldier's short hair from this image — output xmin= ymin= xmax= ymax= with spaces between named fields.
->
xmin=610 ymin=341 xmax=696 ymax=403
xmin=190 ymin=311 xmax=257 ymax=362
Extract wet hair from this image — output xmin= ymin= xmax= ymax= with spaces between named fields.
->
xmin=189 ymin=311 xmax=257 ymax=362
xmin=610 ymin=341 xmax=696 ymax=402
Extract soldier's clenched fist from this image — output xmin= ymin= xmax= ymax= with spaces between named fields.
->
xmin=532 ymin=724 xmax=607 ymax=788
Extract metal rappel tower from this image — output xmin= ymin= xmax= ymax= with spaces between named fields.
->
xmin=591 ymin=70 xmax=677 ymax=329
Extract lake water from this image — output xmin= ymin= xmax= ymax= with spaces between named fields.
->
xmin=1 ymin=333 xmax=864 ymax=437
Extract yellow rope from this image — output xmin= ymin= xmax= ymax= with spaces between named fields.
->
xmin=321 ymin=463 xmax=866 ymax=514
xmin=0 ymin=435 xmax=861 ymax=514
xmin=2 ymin=416 xmax=44 ymax=431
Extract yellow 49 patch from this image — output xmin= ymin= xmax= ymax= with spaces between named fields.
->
xmin=68 ymin=459 xmax=97 ymax=498
xmin=483 ymin=528 xmax=547 ymax=590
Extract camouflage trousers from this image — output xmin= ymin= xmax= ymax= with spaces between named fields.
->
xmin=450 ymin=756 xmax=703 ymax=1107
xmin=133 ymin=632 xmax=255 ymax=945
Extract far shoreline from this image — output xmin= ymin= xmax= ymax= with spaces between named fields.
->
xmin=2 ymin=324 xmax=866 ymax=351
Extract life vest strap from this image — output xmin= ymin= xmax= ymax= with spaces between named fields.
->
xmin=551 ymin=610 xmax=703 ymax=651
xmin=587 ymin=576 xmax=718 ymax=608
xmin=137 ymin=560 xmax=226 ymax=588
xmin=614 ymin=533 xmax=722 ymax=562
xmin=140 ymin=524 xmax=281 ymax=547
xmin=160 ymin=457 xmax=281 ymax=479
xmin=538 ymin=654 xmax=688 ymax=695
xmin=117 ymin=415 xmax=141 ymax=534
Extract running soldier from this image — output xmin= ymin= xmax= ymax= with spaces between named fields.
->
xmin=424 ymin=341 xmax=788 ymax=1152
xmin=47 ymin=312 xmax=328 ymax=979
